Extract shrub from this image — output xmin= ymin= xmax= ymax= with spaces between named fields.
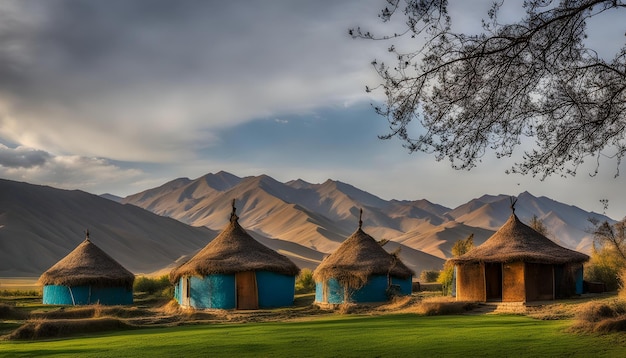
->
xmin=584 ymin=247 xmax=623 ymax=291
xmin=134 ymin=275 xmax=172 ymax=297
xmin=295 ymin=269 xmax=315 ymax=294
xmin=419 ymin=270 xmax=440 ymax=283
xmin=0 ymin=289 xmax=41 ymax=297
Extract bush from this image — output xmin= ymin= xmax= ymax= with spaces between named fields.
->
xmin=584 ymin=247 xmax=623 ymax=291
xmin=134 ymin=275 xmax=171 ymax=297
xmin=419 ymin=270 xmax=440 ymax=283
xmin=295 ymin=269 xmax=315 ymax=294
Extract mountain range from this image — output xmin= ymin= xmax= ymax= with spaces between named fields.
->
xmin=0 ymin=172 xmax=612 ymax=278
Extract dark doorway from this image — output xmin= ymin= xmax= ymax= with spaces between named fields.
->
xmin=485 ymin=262 xmax=503 ymax=301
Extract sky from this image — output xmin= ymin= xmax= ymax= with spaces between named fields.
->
xmin=0 ymin=0 xmax=625 ymax=219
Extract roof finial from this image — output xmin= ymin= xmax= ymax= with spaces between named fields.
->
xmin=510 ymin=196 xmax=518 ymax=213
xmin=84 ymin=229 xmax=90 ymax=240
xmin=230 ymin=198 xmax=238 ymax=223
xmin=358 ymin=208 xmax=363 ymax=229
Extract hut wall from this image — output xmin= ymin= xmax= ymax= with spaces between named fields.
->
xmin=315 ymin=278 xmax=344 ymax=304
xmin=351 ymin=275 xmax=390 ymax=303
xmin=188 ymin=274 xmax=236 ymax=309
xmin=525 ymin=263 xmax=554 ymax=301
xmin=43 ymin=285 xmax=132 ymax=305
xmin=173 ymin=281 xmax=180 ymax=303
xmin=455 ymin=263 xmax=485 ymax=301
xmin=391 ymin=276 xmax=413 ymax=296
xmin=575 ymin=265 xmax=584 ymax=295
xmin=502 ymin=261 xmax=526 ymax=302
xmin=256 ymin=271 xmax=296 ymax=308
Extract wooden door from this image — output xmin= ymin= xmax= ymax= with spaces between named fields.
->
xmin=236 ymin=271 xmax=258 ymax=309
xmin=485 ymin=262 xmax=503 ymax=301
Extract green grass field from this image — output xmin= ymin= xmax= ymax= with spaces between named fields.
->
xmin=2 ymin=314 xmax=626 ymax=357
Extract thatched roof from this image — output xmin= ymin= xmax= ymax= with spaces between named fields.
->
xmin=313 ymin=227 xmax=414 ymax=289
xmin=450 ymin=213 xmax=589 ymax=265
xmin=169 ymin=210 xmax=300 ymax=283
xmin=38 ymin=238 xmax=135 ymax=289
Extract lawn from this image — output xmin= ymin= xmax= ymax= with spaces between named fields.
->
xmin=2 ymin=314 xmax=626 ymax=357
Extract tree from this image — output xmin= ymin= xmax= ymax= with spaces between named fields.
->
xmin=352 ymin=0 xmax=626 ymax=178
xmin=585 ymin=217 xmax=626 ymax=291
xmin=439 ymin=233 xmax=474 ymax=295
xmin=529 ymin=214 xmax=550 ymax=238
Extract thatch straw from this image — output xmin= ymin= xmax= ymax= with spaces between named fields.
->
xmin=38 ymin=239 xmax=135 ymax=289
xmin=313 ymin=228 xmax=414 ymax=289
xmin=169 ymin=214 xmax=300 ymax=283
xmin=450 ymin=214 xmax=589 ymax=265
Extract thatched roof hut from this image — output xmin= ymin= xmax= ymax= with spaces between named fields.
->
xmin=313 ymin=228 xmax=413 ymax=288
xmin=170 ymin=213 xmax=299 ymax=283
xmin=314 ymin=211 xmax=414 ymax=304
xmin=39 ymin=237 xmax=134 ymax=290
xmin=450 ymin=212 xmax=589 ymax=302
xmin=450 ymin=213 xmax=589 ymax=265
xmin=171 ymin=200 xmax=300 ymax=309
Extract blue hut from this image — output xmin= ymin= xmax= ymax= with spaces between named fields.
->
xmin=313 ymin=211 xmax=414 ymax=304
xmin=170 ymin=201 xmax=300 ymax=309
xmin=39 ymin=232 xmax=134 ymax=305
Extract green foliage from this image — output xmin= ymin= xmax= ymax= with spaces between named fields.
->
xmin=133 ymin=275 xmax=172 ymax=297
xmin=419 ymin=270 xmax=440 ymax=283
xmin=437 ymin=264 xmax=454 ymax=296
xmin=585 ymin=247 xmax=624 ymax=291
xmin=440 ymin=234 xmax=475 ymax=295
xmin=528 ymin=215 xmax=550 ymax=238
xmin=295 ymin=268 xmax=315 ymax=294
xmin=0 ymin=289 xmax=41 ymax=297
xmin=451 ymin=234 xmax=474 ymax=257
xmin=586 ymin=218 xmax=626 ymax=292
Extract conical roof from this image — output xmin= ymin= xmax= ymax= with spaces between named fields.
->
xmin=450 ymin=213 xmax=589 ymax=265
xmin=170 ymin=208 xmax=300 ymax=283
xmin=38 ymin=236 xmax=135 ymax=289
xmin=313 ymin=226 xmax=414 ymax=289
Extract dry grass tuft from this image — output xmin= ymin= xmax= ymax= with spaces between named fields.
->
xmin=4 ymin=318 xmax=131 ymax=340
xmin=569 ymin=299 xmax=626 ymax=333
xmin=411 ymin=297 xmax=477 ymax=316
xmin=31 ymin=304 xmax=150 ymax=320
xmin=0 ymin=303 xmax=27 ymax=320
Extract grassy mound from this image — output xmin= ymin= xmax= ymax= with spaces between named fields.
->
xmin=5 ymin=317 xmax=131 ymax=340
xmin=570 ymin=299 xmax=626 ymax=333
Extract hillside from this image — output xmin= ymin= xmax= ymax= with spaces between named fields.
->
xmin=1 ymin=171 xmax=611 ymax=278
xmin=122 ymin=171 xmax=610 ymax=265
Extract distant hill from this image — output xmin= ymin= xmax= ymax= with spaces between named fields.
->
xmin=2 ymin=170 xmax=611 ymax=278
xmin=122 ymin=171 xmax=611 ymax=268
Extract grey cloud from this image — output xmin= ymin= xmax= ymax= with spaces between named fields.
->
xmin=0 ymin=145 xmax=51 ymax=168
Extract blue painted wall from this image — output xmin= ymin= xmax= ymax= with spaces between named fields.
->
xmin=173 ymin=281 xmax=180 ymax=302
xmin=177 ymin=272 xmax=296 ymax=309
xmin=315 ymin=275 xmax=413 ymax=304
xmin=575 ymin=266 xmax=584 ymax=295
xmin=43 ymin=285 xmax=133 ymax=305
xmin=188 ymin=274 xmax=236 ymax=309
xmin=256 ymin=271 xmax=295 ymax=308
xmin=391 ymin=276 xmax=413 ymax=296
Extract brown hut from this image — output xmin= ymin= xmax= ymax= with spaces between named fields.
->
xmin=170 ymin=201 xmax=300 ymax=309
xmin=450 ymin=212 xmax=589 ymax=302
xmin=39 ymin=233 xmax=135 ymax=305
xmin=313 ymin=211 xmax=414 ymax=304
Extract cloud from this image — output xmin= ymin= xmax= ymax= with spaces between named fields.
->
xmin=0 ymin=0 xmax=384 ymax=162
xmin=0 ymin=143 xmax=143 ymax=194
xmin=0 ymin=144 xmax=51 ymax=168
